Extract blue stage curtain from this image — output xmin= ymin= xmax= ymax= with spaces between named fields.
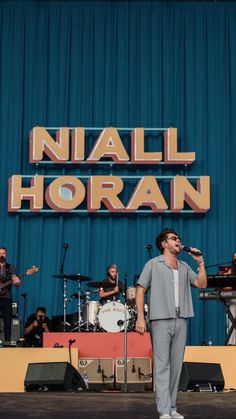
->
xmin=0 ymin=1 xmax=236 ymax=345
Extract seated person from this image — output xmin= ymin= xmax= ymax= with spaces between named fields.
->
xmin=98 ymin=264 xmax=124 ymax=305
xmin=24 ymin=306 xmax=51 ymax=347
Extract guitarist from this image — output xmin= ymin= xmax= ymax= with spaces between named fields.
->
xmin=0 ymin=247 xmax=20 ymax=344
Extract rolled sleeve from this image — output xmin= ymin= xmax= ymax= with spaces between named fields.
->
xmin=137 ymin=260 xmax=152 ymax=290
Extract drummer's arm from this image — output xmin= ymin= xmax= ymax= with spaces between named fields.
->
xmin=98 ymin=286 xmax=119 ymax=298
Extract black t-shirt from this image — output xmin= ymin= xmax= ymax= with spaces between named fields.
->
xmin=99 ymin=280 xmax=124 ymax=305
xmin=0 ymin=263 xmax=17 ymax=300
xmin=24 ymin=313 xmax=52 ymax=347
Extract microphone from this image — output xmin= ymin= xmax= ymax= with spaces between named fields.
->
xmin=145 ymin=244 xmax=152 ymax=250
xmin=53 ymin=342 xmax=64 ymax=348
xmin=132 ymin=359 xmax=136 ymax=373
xmin=181 ymin=246 xmax=202 ymax=256
xmin=68 ymin=339 xmax=76 ymax=345
xmin=63 ymin=243 xmax=69 ymax=249
xmin=97 ymin=359 xmax=102 ymax=374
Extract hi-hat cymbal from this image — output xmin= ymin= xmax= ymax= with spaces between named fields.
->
xmin=87 ymin=281 xmax=115 ymax=289
xmin=52 ymin=274 xmax=92 ymax=281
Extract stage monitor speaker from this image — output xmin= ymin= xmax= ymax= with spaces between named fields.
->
xmin=25 ymin=362 xmax=86 ymax=391
xmin=0 ymin=317 xmax=21 ymax=342
xmin=0 ymin=301 xmax=18 ymax=318
xmin=116 ymin=357 xmax=152 ymax=384
xmin=78 ymin=358 xmax=114 ymax=383
xmin=179 ymin=362 xmax=225 ymax=392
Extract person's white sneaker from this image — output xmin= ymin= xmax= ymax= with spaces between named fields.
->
xmin=159 ymin=415 xmax=171 ymax=419
xmin=171 ymin=410 xmax=184 ymax=419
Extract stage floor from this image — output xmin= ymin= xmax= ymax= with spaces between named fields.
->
xmin=0 ymin=391 xmax=236 ymax=418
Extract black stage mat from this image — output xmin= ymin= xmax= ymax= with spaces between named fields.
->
xmin=0 ymin=391 xmax=236 ymax=418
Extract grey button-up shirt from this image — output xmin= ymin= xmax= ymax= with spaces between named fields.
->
xmin=137 ymin=255 xmax=198 ymax=319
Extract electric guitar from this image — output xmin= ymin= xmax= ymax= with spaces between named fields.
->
xmin=0 ymin=266 xmax=39 ymax=296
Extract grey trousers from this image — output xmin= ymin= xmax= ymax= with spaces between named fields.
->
xmin=150 ymin=318 xmax=187 ymax=416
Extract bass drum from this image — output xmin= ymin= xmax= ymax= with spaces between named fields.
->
xmin=98 ymin=301 xmax=130 ymax=332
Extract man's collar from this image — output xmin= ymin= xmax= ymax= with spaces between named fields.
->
xmin=157 ymin=254 xmax=180 ymax=268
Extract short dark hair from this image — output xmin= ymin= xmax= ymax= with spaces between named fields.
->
xmin=155 ymin=228 xmax=178 ymax=254
xmin=106 ymin=264 xmax=118 ymax=275
xmin=0 ymin=247 xmax=7 ymax=253
xmin=36 ymin=307 xmax=46 ymax=314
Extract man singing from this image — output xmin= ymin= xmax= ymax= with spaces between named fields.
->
xmin=135 ymin=228 xmax=207 ymax=419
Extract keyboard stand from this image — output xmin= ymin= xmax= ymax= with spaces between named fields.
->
xmin=222 ymin=301 xmax=236 ymax=345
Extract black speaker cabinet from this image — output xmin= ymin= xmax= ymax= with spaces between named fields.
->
xmin=179 ymin=362 xmax=225 ymax=392
xmin=25 ymin=362 xmax=86 ymax=391
xmin=0 ymin=317 xmax=21 ymax=342
xmin=0 ymin=301 xmax=18 ymax=318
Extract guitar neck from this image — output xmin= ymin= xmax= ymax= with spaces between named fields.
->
xmin=0 ymin=273 xmax=25 ymax=290
xmin=0 ymin=267 xmax=38 ymax=294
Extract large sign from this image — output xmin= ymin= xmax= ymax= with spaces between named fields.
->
xmin=8 ymin=127 xmax=210 ymax=213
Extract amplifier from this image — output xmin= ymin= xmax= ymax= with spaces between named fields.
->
xmin=78 ymin=358 xmax=114 ymax=384
xmin=116 ymin=357 xmax=152 ymax=383
xmin=12 ymin=301 xmax=18 ymax=317
xmin=0 ymin=301 xmax=18 ymax=318
xmin=0 ymin=317 xmax=21 ymax=342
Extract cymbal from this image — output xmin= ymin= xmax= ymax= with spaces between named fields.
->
xmin=52 ymin=274 xmax=92 ymax=281
xmin=87 ymin=281 xmax=115 ymax=289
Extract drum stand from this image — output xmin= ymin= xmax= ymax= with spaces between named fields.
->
xmin=62 ymin=276 xmax=68 ymax=332
xmin=76 ymin=278 xmax=83 ymax=332
xmin=70 ymin=279 xmax=84 ymax=332
xmin=83 ymin=291 xmax=91 ymax=332
xmin=61 ymin=244 xmax=69 ymax=332
xmin=122 ymin=273 xmax=129 ymax=392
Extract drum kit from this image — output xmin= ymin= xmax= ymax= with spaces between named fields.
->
xmin=52 ymin=273 xmax=145 ymax=332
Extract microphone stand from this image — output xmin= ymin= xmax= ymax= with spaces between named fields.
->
xmin=21 ymin=293 xmax=27 ymax=336
xmin=68 ymin=339 xmax=75 ymax=365
xmin=60 ymin=243 xmax=68 ymax=274
xmin=146 ymin=245 xmax=153 ymax=390
xmin=205 ymin=261 xmax=232 ymax=269
xmin=145 ymin=245 xmax=153 ymax=259
xmin=123 ymin=272 xmax=128 ymax=393
xmin=60 ymin=244 xmax=69 ymax=332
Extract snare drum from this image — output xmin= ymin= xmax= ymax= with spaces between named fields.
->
xmin=83 ymin=301 xmax=100 ymax=326
xmin=126 ymin=286 xmax=136 ymax=306
xmin=98 ymin=301 xmax=130 ymax=332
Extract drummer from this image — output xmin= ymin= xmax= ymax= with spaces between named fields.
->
xmin=98 ymin=264 xmax=124 ymax=305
